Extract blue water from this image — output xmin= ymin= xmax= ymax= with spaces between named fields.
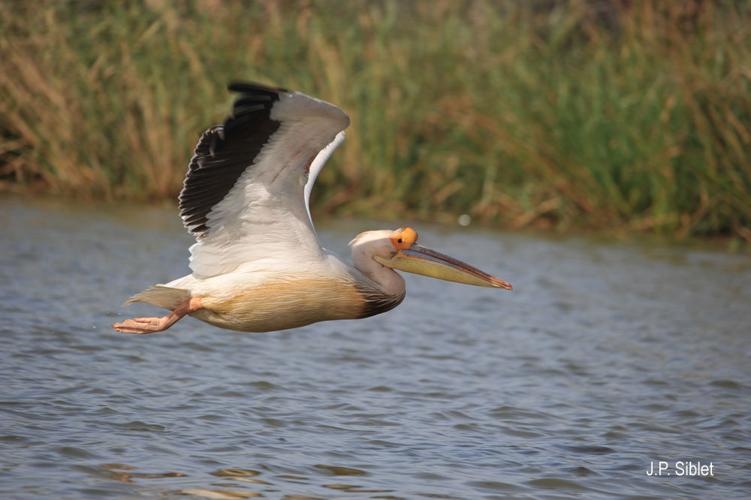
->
xmin=1 ymin=196 xmax=750 ymax=498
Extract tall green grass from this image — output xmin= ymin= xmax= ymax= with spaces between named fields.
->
xmin=1 ymin=1 xmax=750 ymax=240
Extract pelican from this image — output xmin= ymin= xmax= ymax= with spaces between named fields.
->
xmin=113 ymin=82 xmax=512 ymax=334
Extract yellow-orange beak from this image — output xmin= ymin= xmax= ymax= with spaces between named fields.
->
xmin=374 ymin=238 xmax=512 ymax=290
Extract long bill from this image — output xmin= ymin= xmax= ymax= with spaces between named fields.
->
xmin=374 ymin=244 xmax=512 ymax=290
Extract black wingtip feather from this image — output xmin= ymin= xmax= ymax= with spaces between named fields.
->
xmin=228 ymin=81 xmax=289 ymax=95
xmin=178 ymin=87 xmax=283 ymax=238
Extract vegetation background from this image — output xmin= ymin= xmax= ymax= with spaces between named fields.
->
xmin=1 ymin=0 xmax=749 ymax=242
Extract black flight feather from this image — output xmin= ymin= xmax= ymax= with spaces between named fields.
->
xmin=178 ymin=82 xmax=287 ymax=239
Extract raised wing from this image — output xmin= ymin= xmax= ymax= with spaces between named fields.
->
xmin=179 ymin=82 xmax=349 ymax=278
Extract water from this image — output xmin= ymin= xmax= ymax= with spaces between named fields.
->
xmin=1 ymin=196 xmax=750 ymax=499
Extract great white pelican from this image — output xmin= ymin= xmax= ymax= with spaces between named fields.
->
xmin=113 ymin=82 xmax=512 ymax=334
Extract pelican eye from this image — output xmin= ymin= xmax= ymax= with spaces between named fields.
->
xmin=390 ymin=227 xmax=418 ymax=250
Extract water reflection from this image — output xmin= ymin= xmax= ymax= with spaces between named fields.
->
xmin=76 ymin=463 xmax=185 ymax=483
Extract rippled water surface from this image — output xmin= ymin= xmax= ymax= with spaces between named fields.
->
xmin=1 ymin=197 xmax=750 ymax=498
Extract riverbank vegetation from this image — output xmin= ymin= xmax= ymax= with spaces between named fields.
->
xmin=1 ymin=1 xmax=749 ymax=241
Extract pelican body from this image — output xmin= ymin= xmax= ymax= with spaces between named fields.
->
xmin=114 ymin=83 xmax=511 ymax=334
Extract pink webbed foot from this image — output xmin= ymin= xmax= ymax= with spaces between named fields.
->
xmin=113 ymin=297 xmax=202 ymax=335
xmin=113 ymin=316 xmax=174 ymax=334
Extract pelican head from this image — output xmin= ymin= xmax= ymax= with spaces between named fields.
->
xmin=351 ymin=227 xmax=512 ymax=290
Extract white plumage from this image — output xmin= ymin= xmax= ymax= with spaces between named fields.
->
xmin=187 ymin=89 xmax=349 ymax=279
xmin=113 ymin=82 xmax=511 ymax=335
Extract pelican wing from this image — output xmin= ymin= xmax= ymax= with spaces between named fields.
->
xmin=179 ymin=82 xmax=349 ymax=278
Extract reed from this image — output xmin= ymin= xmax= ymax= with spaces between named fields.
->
xmin=1 ymin=1 xmax=749 ymax=240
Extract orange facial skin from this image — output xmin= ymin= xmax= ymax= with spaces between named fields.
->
xmin=390 ymin=227 xmax=418 ymax=251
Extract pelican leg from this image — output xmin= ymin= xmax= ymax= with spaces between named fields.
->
xmin=113 ymin=297 xmax=202 ymax=335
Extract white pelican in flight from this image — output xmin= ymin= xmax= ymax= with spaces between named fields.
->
xmin=114 ymin=82 xmax=512 ymax=334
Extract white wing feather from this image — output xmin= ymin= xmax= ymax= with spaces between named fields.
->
xmin=187 ymin=90 xmax=349 ymax=278
xmin=304 ymin=130 xmax=346 ymax=229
